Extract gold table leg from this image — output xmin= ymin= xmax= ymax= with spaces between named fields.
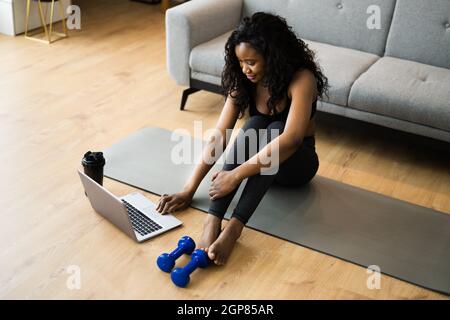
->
xmin=24 ymin=0 xmax=68 ymax=44
xmin=161 ymin=0 xmax=170 ymax=13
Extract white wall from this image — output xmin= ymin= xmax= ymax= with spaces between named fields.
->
xmin=0 ymin=0 xmax=71 ymax=36
xmin=0 ymin=0 xmax=15 ymax=36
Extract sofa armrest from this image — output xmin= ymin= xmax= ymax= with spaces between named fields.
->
xmin=166 ymin=0 xmax=243 ymax=86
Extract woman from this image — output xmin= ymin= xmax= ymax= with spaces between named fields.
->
xmin=156 ymin=12 xmax=329 ymax=265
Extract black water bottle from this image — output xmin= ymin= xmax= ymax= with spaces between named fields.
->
xmin=81 ymin=151 xmax=106 ymax=189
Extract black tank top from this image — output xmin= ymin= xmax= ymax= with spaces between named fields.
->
xmin=249 ymin=93 xmax=317 ymax=122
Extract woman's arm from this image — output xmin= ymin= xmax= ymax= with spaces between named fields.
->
xmin=232 ymin=70 xmax=317 ymax=181
xmin=182 ymin=94 xmax=240 ymax=197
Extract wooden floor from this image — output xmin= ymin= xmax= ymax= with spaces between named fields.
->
xmin=0 ymin=0 xmax=448 ymax=299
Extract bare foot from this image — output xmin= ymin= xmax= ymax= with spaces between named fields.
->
xmin=208 ymin=218 xmax=244 ymax=265
xmin=197 ymin=214 xmax=222 ymax=251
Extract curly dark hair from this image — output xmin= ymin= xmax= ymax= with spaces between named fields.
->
xmin=221 ymin=12 xmax=329 ymax=119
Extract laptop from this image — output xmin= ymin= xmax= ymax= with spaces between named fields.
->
xmin=78 ymin=169 xmax=182 ymax=242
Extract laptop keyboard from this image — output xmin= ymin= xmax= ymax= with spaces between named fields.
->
xmin=121 ymin=199 xmax=163 ymax=236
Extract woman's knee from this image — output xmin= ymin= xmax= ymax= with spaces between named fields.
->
xmin=223 ymin=116 xmax=268 ymax=166
xmin=242 ymin=115 xmax=270 ymax=131
xmin=264 ymin=121 xmax=285 ymax=141
xmin=230 ymin=116 xmax=269 ymax=163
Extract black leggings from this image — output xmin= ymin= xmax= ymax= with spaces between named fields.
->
xmin=208 ymin=115 xmax=319 ymax=225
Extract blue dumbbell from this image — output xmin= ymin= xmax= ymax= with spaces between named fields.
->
xmin=171 ymin=249 xmax=209 ymax=287
xmin=157 ymin=236 xmax=196 ymax=273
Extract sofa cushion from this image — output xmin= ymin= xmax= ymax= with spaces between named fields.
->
xmin=190 ymin=33 xmax=380 ymax=107
xmin=304 ymin=40 xmax=379 ymax=107
xmin=242 ymin=0 xmax=397 ymax=56
xmin=385 ymin=0 xmax=450 ymax=69
xmin=348 ymin=57 xmax=450 ymax=131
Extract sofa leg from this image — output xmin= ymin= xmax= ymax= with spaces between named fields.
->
xmin=180 ymin=87 xmax=200 ymax=110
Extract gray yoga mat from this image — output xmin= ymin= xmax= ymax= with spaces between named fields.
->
xmin=103 ymin=127 xmax=450 ymax=294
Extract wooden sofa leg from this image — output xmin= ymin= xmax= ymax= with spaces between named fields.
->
xmin=180 ymin=87 xmax=200 ymax=110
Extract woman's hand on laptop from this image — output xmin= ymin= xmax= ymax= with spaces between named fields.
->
xmin=156 ymin=191 xmax=193 ymax=214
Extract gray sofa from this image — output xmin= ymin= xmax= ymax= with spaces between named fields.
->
xmin=166 ymin=0 xmax=450 ymax=142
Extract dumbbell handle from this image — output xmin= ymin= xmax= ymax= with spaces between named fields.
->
xmin=169 ymin=246 xmax=186 ymax=260
xmin=181 ymin=256 xmax=200 ymax=275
